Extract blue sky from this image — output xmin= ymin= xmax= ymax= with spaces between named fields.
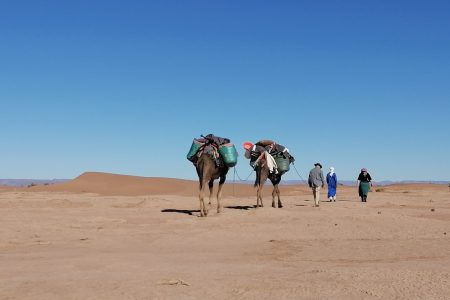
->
xmin=1 ymin=0 xmax=449 ymax=182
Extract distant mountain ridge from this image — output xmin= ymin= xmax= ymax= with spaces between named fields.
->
xmin=0 ymin=179 xmax=70 ymax=187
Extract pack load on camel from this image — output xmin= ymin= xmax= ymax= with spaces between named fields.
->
xmin=243 ymin=140 xmax=294 ymax=174
xmin=187 ymin=134 xmax=237 ymax=217
xmin=243 ymin=139 xmax=295 ymax=208
xmin=187 ymin=134 xmax=238 ymax=167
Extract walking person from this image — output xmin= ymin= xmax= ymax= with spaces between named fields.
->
xmin=308 ymin=163 xmax=325 ymax=207
xmin=327 ymin=167 xmax=337 ymax=202
xmin=357 ymin=168 xmax=372 ymax=202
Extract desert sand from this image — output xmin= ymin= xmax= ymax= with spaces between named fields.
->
xmin=1 ymin=172 xmax=449 ymax=299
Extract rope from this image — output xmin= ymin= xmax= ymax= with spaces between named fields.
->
xmin=292 ymin=163 xmax=306 ymax=182
xmin=232 ymin=167 xmax=253 ymax=197
xmin=233 ymin=167 xmax=235 ymax=197
xmin=233 ymin=167 xmax=254 ymax=182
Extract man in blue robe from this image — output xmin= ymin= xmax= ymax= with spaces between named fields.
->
xmin=326 ymin=167 xmax=337 ymax=202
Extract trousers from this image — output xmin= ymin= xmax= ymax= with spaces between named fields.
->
xmin=312 ymin=186 xmax=321 ymax=206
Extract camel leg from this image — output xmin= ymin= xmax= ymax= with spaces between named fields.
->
xmin=208 ymin=180 xmax=214 ymax=208
xmin=256 ymin=167 xmax=269 ymax=208
xmin=216 ymin=175 xmax=226 ymax=213
xmin=260 ymin=187 xmax=264 ymax=207
xmin=198 ymin=190 xmax=204 ymax=217
xmin=276 ymin=184 xmax=283 ymax=208
xmin=216 ymin=182 xmax=223 ymax=213
xmin=272 ymin=186 xmax=276 ymax=208
xmin=199 ymin=183 xmax=205 ymax=217
xmin=199 ymin=180 xmax=208 ymax=217
xmin=257 ymin=185 xmax=264 ymax=207
xmin=255 ymin=185 xmax=260 ymax=207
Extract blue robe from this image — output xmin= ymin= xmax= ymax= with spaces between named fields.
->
xmin=326 ymin=173 xmax=337 ymax=197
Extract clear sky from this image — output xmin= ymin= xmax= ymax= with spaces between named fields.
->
xmin=1 ymin=0 xmax=449 ymax=182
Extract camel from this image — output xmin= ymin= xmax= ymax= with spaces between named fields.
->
xmin=195 ymin=146 xmax=229 ymax=217
xmin=252 ymin=153 xmax=285 ymax=208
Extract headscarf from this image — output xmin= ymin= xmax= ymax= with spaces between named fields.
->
xmin=329 ymin=167 xmax=335 ymax=176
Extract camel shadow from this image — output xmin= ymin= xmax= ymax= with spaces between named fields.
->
xmin=225 ymin=205 xmax=255 ymax=210
xmin=161 ymin=209 xmax=200 ymax=216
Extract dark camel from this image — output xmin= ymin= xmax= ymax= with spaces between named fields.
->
xmin=195 ymin=147 xmax=229 ymax=217
xmin=252 ymin=154 xmax=284 ymax=208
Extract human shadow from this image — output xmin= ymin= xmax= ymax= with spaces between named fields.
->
xmin=225 ymin=205 xmax=255 ymax=210
xmin=298 ymin=199 xmax=311 ymax=202
xmin=332 ymin=198 xmax=354 ymax=202
xmin=161 ymin=208 xmax=200 ymax=216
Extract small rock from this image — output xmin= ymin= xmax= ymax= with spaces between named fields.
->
xmin=431 ymin=208 xmax=435 ymax=212
xmin=158 ymin=279 xmax=190 ymax=286
xmin=378 ymin=211 xmax=381 ymax=214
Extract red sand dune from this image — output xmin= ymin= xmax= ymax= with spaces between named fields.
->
xmin=29 ymin=172 xmax=198 ymax=196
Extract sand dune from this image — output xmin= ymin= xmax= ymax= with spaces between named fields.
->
xmin=29 ymin=172 xmax=199 ymax=196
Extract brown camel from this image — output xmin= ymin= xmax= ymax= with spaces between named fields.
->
xmin=253 ymin=154 xmax=284 ymax=208
xmin=195 ymin=147 xmax=229 ymax=217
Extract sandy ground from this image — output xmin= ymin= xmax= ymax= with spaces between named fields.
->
xmin=1 ymin=173 xmax=449 ymax=299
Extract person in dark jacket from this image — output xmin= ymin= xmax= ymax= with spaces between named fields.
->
xmin=357 ymin=168 xmax=372 ymax=202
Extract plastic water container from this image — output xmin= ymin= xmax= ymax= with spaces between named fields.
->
xmin=275 ymin=156 xmax=290 ymax=172
xmin=186 ymin=139 xmax=204 ymax=161
xmin=219 ymin=143 xmax=238 ymax=167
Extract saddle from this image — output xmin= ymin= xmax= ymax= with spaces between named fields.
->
xmin=197 ymin=144 xmax=223 ymax=167
xmin=247 ymin=140 xmax=295 ymax=173
xmin=187 ymin=134 xmax=232 ymax=167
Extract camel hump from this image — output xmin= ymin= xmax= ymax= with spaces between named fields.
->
xmin=255 ymin=140 xmax=275 ymax=147
xmin=203 ymin=134 xmax=230 ymax=146
xmin=188 ymin=134 xmax=236 ymax=167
